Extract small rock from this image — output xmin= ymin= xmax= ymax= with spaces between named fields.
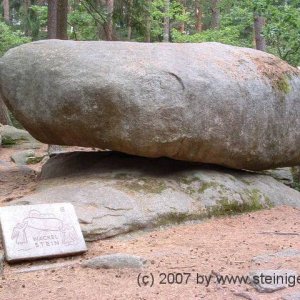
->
xmin=252 ymin=249 xmax=300 ymax=263
xmin=0 ymin=125 xmax=42 ymax=149
xmin=0 ymin=125 xmax=32 ymax=145
xmin=82 ymin=253 xmax=146 ymax=269
xmin=282 ymin=292 xmax=300 ymax=300
xmin=249 ymin=269 xmax=298 ymax=293
xmin=0 ymin=251 xmax=5 ymax=275
xmin=11 ymin=150 xmax=45 ymax=165
xmin=263 ymin=168 xmax=295 ymax=186
xmin=14 ymin=261 xmax=79 ymax=274
xmin=11 ymin=150 xmax=35 ymax=165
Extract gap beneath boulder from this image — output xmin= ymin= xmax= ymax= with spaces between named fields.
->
xmin=10 ymin=151 xmax=300 ymax=241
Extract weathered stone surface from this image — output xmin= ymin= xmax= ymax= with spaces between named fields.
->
xmin=249 ymin=270 xmax=298 ymax=293
xmin=1 ymin=40 xmax=300 ymax=170
xmin=10 ymin=152 xmax=300 ymax=241
xmin=82 ymin=254 xmax=146 ymax=269
xmin=48 ymin=145 xmax=66 ymax=157
xmin=0 ymin=203 xmax=87 ymax=262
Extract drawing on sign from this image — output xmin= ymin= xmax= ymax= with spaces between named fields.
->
xmin=11 ymin=209 xmax=78 ymax=246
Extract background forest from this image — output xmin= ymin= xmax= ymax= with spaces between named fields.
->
xmin=0 ymin=0 xmax=299 ymax=66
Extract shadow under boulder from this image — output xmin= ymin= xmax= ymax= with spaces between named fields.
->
xmin=10 ymin=151 xmax=300 ymax=241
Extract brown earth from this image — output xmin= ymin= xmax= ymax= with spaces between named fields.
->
xmin=0 ymin=143 xmax=300 ymax=300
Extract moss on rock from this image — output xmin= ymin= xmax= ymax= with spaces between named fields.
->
xmin=198 ymin=181 xmax=226 ymax=193
xmin=122 ymin=178 xmax=168 ymax=194
xmin=208 ymin=190 xmax=273 ymax=217
xmin=2 ymin=136 xmax=17 ymax=146
xmin=276 ymin=75 xmax=291 ymax=94
xmin=26 ymin=156 xmax=44 ymax=165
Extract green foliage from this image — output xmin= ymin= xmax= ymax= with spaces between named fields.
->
xmin=172 ymin=0 xmax=254 ymax=46
xmin=0 ymin=21 xmax=30 ymax=57
xmin=150 ymin=0 xmax=189 ymax=41
xmin=172 ymin=0 xmax=299 ymax=66
xmin=68 ymin=4 xmax=99 ymax=40
xmin=172 ymin=26 xmax=251 ymax=47
xmin=25 ymin=5 xmax=48 ymax=40
xmin=264 ymin=4 xmax=300 ymax=66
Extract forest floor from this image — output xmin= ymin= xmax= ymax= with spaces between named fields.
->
xmin=0 ymin=144 xmax=300 ymax=300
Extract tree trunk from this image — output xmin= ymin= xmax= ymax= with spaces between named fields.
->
xmin=145 ymin=0 xmax=151 ymax=42
xmin=3 ymin=0 xmax=9 ymax=23
xmin=179 ymin=0 xmax=186 ymax=33
xmin=98 ymin=0 xmax=114 ymax=40
xmin=23 ymin=0 xmax=31 ymax=36
xmin=47 ymin=0 xmax=68 ymax=39
xmin=23 ymin=0 xmax=31 ymax=17
xmin=56 ymin=0 xmax=68 ymax=40
xmin=95 ymin=0 xmax=103 ymax=40
xmin=104 ymin=0 xmax=114 ymax=41
xmin=47 ymin=0 xmax=58 ymax=39
xmin=211 ymin=0 xmax=220 ymax=29
xmin=0 ymin=96 xmax=11 ymax=125
xmin=127 ymin=0 xmax=133 ymax=40
xmin=195 ymin=0 xmax=202 ymax=32
xmin=163 ymin=0 xmax=170 ymax=42
xmin=254 ymin=13 xmax=266 ymax=52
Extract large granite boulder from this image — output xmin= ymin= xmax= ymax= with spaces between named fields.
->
xmin=1 ymin=40 xmax=300 ymax=170
xmin=10 ymin=151 xmax=300 ymax=241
